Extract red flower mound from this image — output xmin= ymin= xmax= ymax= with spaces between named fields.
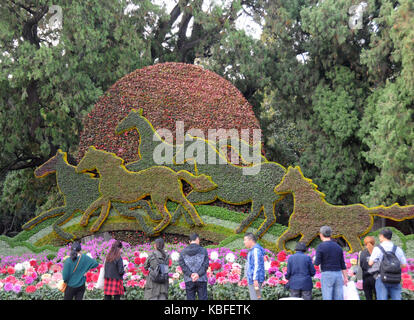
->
xmin=76 ymin=62 xmax=262 ymax=163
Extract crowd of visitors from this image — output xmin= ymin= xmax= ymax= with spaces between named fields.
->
xmin=60 ymin=227 xmax=407 ymax=300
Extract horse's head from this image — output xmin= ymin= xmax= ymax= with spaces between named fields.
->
xmin=115 ymin=108 xmax=145 ymax=135
xmin=274 ymin=166 xmax=312 ymax=195
xmin=76 ymin=146 xmax=100 ymax=173
xmin=34 ymin=149 xmax=66 ymax=178
xmin=76 ymin=146 xmax=124 ymax=174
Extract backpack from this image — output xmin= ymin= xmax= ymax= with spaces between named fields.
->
xmin=150 ymin=255 xmax=169 ymax=284
xmin=378 ymin=245 xmax=401 ymax=284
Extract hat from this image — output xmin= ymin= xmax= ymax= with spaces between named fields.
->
xmin=295 ymin=242 xmax=307 ymax=252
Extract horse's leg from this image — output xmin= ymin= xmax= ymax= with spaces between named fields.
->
xmin=115 ymin=200 xmax=162 ymax=221
xmin=342 ymin=234 xmax=364 ymax=253
xmin=79 ymin=197 xmax=106 ymax=226
xmin=112 ymin=202 xmax=159 ymax=236
xmin=299 ymin=231 xmax=319 ymax=248
xmin=276 ymin=226 xmax=301 ymax=253
xmin=255 ymin=201 xmax=276 ymax=239
xmin=151 ymin=195 xmax=171 ymax=234
xmin=22 ymin=206 xmax=66 ymax=230
xmin=170 ymin=192 xmax=205 ymax=227
xmin=235 ymin=201 xmax=263 ymax=234
xmin=90 ymin=200 xmax=111 ymax=232
xmin=171 ymin=190 xmax=217 ymax=226
xmin=52 ymin=207 xmax=78 ymax=241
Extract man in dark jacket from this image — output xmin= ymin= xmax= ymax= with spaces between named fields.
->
xmin=285 ymin=242 xmax=316 ymax=300
xmin=178 ymin=233 xmax=210 ymax=300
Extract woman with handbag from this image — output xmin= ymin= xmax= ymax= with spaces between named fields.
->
xmin=103 ymin=240 xmax=125 ymax=300
xmin=144 ymin=238 xmax=170 ymax=300
xmin=62 ymin=241 xmax=99 ymax=300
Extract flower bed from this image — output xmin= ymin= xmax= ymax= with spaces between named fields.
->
xmin=0 ymin=237 xmax=413 ymax=300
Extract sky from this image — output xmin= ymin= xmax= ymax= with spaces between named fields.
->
xmin=146 ymin=0 xmax=263 ymax=39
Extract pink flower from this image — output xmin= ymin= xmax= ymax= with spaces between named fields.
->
xmin=175 ymin=266 xmax=182 ymax=274
xmin=12 ymin=284 xmax=21 ymax=293
xmin=87 ymin=282 xmax=95 ymax=291
xmin=356 ymin=280 xmax=363 ymax=290
xmin=238 ymin=278 xmax=248 ymax=287
xmin=266 ymin=276 xmax=279 ymax=287
xmin=7 ymin=266 xmax=15 ymax=275
xmin=179 ymin=281 xmax=186 ymax=290
xmin=37 ymin=263 xmax=48 ymax=275
xmin=5 ymin=275 xmax=17 ymax=284
xmin=138 ymin=279 xmax=146 ymax=288
xmin=228 ymin=273 xmax=240 ymax=284
xmin=217 ymin=276 xmax=228 ymax=285
xmin=3 ymin=282 xmax=13 ymax=292
xmin=126 ymin=280 xmax=138 ymax=287
xmin=35 ymin=282 xmax=44 ymax=289
xmin=133 ymin=251 xmax=140 ymax=257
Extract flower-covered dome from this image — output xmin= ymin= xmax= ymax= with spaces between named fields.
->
xmin=76 ymin=62 xmax=261 ymax=163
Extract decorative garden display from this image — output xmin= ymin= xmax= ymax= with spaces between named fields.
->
xmin=19 ymin=63 xmax=414 ymax=254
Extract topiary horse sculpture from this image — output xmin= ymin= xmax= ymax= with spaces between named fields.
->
xmin=22 ymin=150 xmax=163 ymax=240
xmin=274 ymin=166 xmax=414 ymax=253
xmin=75 ymin=146 xmax=217 ymax=235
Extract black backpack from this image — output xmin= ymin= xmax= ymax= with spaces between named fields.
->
xmin=150 ymin=256 xmax=169 ymax=284
xmin=378 ymin=245 xmax=401 ymax=284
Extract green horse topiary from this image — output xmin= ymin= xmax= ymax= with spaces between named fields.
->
xmin=75 ymin=146 xmax=218 ymax=235
xmin=274 ymin=166 xmax=414 ymax=253
xmin=22 ymin=150 xmax=163 ymax=240
xmin=115 ymin=108 xmax=287 ymax=239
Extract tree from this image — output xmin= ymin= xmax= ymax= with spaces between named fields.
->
xmin=0 ymin=0 xmax=155 ymax=233
xmin=260 ymin=0 xmax=383 ymax=205
xmin=358 ymin=0 xmax=414 ymax=207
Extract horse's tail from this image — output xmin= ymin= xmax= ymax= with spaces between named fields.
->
xmin=177 ymin=170 xmax=217 ymax=192
xmin=368 ymin=203 xmax=414 ymax=221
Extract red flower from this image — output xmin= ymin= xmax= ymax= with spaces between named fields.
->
xmin=314 ymin=265 xmax=320 ymax=272
xmin=209 ymin=262 xmax=222 ymax=271
xmin=271 ymin=260 xmax=280 ymax=268
xmin=25 ymin=285 xmax=37 ymax=293
xmin=134 ymin=257 xmax=141 ymax=265
xmin=140 ymin=257 xmax=147 ymax=264
xmin=7 ymin=266 xmax=15 ymax=275
xmin=239 ymin=251 xmax=247 ymax=259
xmin=29 ymin=260 xmax=37 ymax=268
xmin=277 ymin=251 xmax=287 ymax=262
xmin=168 ymin=259 xmax=172 ymax=267
xmin=91 ymin=273 xmax=99 ymax=283
xmin=315 ymin=281 xmax=321 ymax=289
xmin=86 ymin=272 xmax=93 ymax=282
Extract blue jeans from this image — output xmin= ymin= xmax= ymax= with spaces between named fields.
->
xmin=375 ymin=278 xmax=401 ymax=300
xmin=321 ymin=271 xmax=344 ymax=300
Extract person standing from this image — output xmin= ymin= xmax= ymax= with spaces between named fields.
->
xmin=314 ymin=226 xmax=348 ymax=300
xmin=144 ymin=237 xmax=170 ymax=300
xmin=285 ymin=242 xmax=316 ymax=300
xmin=368 ymin=228 xmax=407 ymax=300
xmin=244 ymin=232 xmax=265 ymax=300
xmin=358 ymin=236 xmax=376 ymax=300
xmin=62 ymin=241 xmax=99 ymax=300
xmin=178 ymin=233 xmax=209 ymax=300
xmin=104 ymin=240 xmax=125 ymax=300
